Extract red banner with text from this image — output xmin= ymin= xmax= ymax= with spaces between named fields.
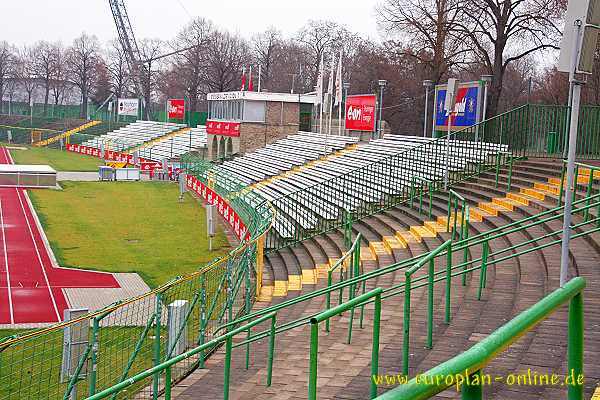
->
xmin=206 ymin=120 xmax=241 ymax=137
xmin=185 ymin=175 xmax=250 ymax=241
xmin=345 ymin=95 xmax=377 ymax=132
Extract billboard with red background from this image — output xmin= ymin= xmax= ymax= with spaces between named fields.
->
xmin=345 ymin=95 xmax=377 ymax=132
xmin=167 ymin=99 xmax=185 ymax=119
xmin=206 ymin=120 xmax=241 ymax=137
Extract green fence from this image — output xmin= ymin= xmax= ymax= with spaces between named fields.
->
xmin=0 ymin=163 xmax=274 ymax=400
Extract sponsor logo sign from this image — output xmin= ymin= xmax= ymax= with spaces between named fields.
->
xmin=206 ymin=120 xmax=241 ymax=137
xmin=167 ymin=99 xmax=185 ymax=119
xmin=345 ymin=95 xmax=377 ymax=132
xmin=117 ymin=98 xmax=139 ymax=116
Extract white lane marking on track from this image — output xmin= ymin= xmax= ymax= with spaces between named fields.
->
xmin=0 ymin=198 xmax=15 ymax=324
xmin=15 ymin=187 xmax=61 ymax=322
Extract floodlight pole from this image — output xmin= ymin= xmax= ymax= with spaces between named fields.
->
xmin=422 ymin=80 xmax=433 ymax=137
xmin=559 ymin=19 xmax=583 ymax=288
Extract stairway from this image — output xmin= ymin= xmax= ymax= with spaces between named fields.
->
xmin=171 ymin=158 xmax=600 ymax=399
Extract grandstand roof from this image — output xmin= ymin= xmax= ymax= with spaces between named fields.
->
xmin=206 ymin=91 xmax=317 ymax=104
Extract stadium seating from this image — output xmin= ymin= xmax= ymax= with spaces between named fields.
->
xmin=138 ymin=126 xmax=207 ymax=161
xmin=80 ymin=120 xmax=187 ymax=152
xmin=213 ymin=132 xmax=508 ymax=241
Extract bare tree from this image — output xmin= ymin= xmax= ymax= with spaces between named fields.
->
xmin=67 ymin=33 xmax=101 ymax=118
xmin=139 ymin=38 xmax=164 ymax=116
xmin=296 ymin=20 xmax=351 ymax=87
xmin=15 ymin=46 xmax=38 ymax=110
xmin=170 ymin=18 xmax=214 ymax=111
xmin=0 ymin=41 xmax=15 ymax=114
xmin=106 ymin=39 xmax=130 ymax=99
xmin=376 ymin=0 xmax=466 ymax=85
xmin=251 ymin=28 xmax=282 ymax=90
xmin=458 ymin=0 xmax=562 ymax=115
xmin=50 ymin=44 xmax=69 ymax=107
xmin=32 ymin=41 xmax=61 ymax=115
xmin=205 ymin=30 xmax=250 ymax=92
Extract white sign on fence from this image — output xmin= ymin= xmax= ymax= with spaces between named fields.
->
xmin=117 ymin=98 xmax=139 ymax=116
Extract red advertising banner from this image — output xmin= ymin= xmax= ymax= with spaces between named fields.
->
xmin=66 ymin=144 xmax=152 ymax=165
xmin=206 ymin=120 xmax=241 ymax=137
xmin=167 ymin=99 xmax=185 ymax=119
xmin=345 ymin=95 xmax=377 ymax=132
xmin=185 ymin=175 xmax=250 ymax=241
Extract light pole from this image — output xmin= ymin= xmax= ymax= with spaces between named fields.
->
xmin=342 ymin=82 xmax=350 ymax=135
xmin=422 ymin=80 xmax=433 ymax=137
xmin=377 ymin=79 xmax=387 ymax=139
xmin=479 ymin=75 xmax=493 ymax=142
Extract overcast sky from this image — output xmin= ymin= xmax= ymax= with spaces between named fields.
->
xmin=1 ymin=0 xmax=382 ymax=47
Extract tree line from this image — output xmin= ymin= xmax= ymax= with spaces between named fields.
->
xmin=0 ymin=0 xmax=599 ymax=134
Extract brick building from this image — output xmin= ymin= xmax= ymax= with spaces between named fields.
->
xmin=205 ymin=91 xmax=316 ymax=160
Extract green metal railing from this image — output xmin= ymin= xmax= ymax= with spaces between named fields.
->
xmin=79 ymin=190 xmax=600 ymax=400
xmin=0 ymin=163 xmax=274 ymax=400
xmin=376 ymin=276 xmax=586 ymax=400
xmin=557 ymin=162 xmax=600 ymax=221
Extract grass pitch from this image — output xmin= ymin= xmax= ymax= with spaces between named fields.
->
xmin=9 ymin=146 xmax=102 ymax=171
xmin=29 ymin=181 xmax=231 ymax=287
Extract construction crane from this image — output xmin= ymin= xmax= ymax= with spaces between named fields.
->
xmin=108 ymin=0 xmax=150 ymax=119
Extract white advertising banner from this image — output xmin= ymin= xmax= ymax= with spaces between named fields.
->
xmin=117 ymin=98 xmax=139 ymax=116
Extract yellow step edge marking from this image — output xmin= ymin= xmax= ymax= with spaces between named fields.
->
xmin=578 ymin=167 xmax=600 ymax=179
xmin=507 ymin=192 xmax=530 ymax=206
xmin=301 ymin=269 xmax=318 ymax=285
xmin=492 ymin=197 xmax=516 ymax=211
xmin=534 ymin=182 xmax=560 ymax=195
xmin=316 ymin=263 xmax=330 ymax=278
xmin=257 ymin=285 xmax=274 ymax=302
xmin=272 ymin=280 xmax=288 ymax=297
xmin=395 ymin=231 xmax=415 ymax=246
xmin=287 ymin=275 xmax=302 ymax=291
xmin=369 ymin=241 xmax=391 ymax=256
xmin=360 ymin=247 xmax=376 ymax=261
xmin=382 ymin=236 xmax=406 ymax=252
xmin=424 ymin=220 xmax=447 ymax=234
xmin=548 ymin=175 xmax=590 ymax=185
xmin=520 ymin=187 xmax=546 ymax=201
xmin=410 ymin=226 xmax=436 ymax=242
xmin=469 ymin=208 xmax=487 ymax=222
xmin=590 ymin=385 xmax=600 ymax=399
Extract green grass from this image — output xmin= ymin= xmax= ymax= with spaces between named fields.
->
xmin=9 ymin=146 xmax=103 ymax=171
xmin=29 ymin=181 xmax=230 ymax=287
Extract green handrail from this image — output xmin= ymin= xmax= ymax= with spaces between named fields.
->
xmin=85 ymin=311 xmax=278 ymax=400
xmin=403 ymin=240 xmax=452 ymax=375
xmin=558 ymin=161 xmax=600 ymax=224
xmin=375 ymin=276 xmax=586 ymax=400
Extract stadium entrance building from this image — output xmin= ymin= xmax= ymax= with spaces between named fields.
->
xmin=206 ymin=91 xmax=316 ymax=160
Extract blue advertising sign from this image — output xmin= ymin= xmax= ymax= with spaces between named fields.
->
xmin=434 ymin=82 xmax=482 ymax=131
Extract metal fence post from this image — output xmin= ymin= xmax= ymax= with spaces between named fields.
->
xmin=461 ymin=369 xmax=484 ymax=399
xmin=402 ymin=274 xmax=412 ymax=376
xmin=445 ymin=242 xmax=453 ymax=324
xmin=152 ymin=293 xmax=162 ymax=400
xmin=223 ymin=336 xmax=233 ymax=400
xmin=88 ymin=317 xmax=100 ymax=396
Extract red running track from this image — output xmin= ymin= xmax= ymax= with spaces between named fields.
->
xmin=0 ymin=147 xmax=119 ymax=324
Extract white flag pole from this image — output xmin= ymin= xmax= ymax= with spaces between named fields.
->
xmin=327 ymin=55 xmax=335 ymax=135
xmin=335 ymin=51 xmax=343 ymax=136
xmin=258 ymin=65 xmax=262 ymax=92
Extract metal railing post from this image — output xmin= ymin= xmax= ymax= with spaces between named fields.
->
xmin=461 ymin=369 xmax=484 ymax=399
xmin=567 ymin=292 xmax=584 ymax=400
xmin=267 ymin=315 xmax=277 ymax=387
xmin=223 ymin=336 xmax=233 ymax=400
xmin=402 ymin=274 xmax=412 ymax=376
xmin=308 ymin=321 xmax=319 ymax=400
xmin=445 ymin=242 xmax=453 ymax=324
xmin=370 ymin=292 xmax=382 ymax=399
xmin=426 ymin=257 xmax=434 ymax=349
xmin=198 ymin=275 xmax=207 ymax=368
xmin=164 ymin=366 xmax=172 ymax=400
xmin=477 ymin=241 xmax=489 ymax=301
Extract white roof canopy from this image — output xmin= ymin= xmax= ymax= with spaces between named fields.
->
xmin=207 ymin=91 xmax=317 ymax=104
